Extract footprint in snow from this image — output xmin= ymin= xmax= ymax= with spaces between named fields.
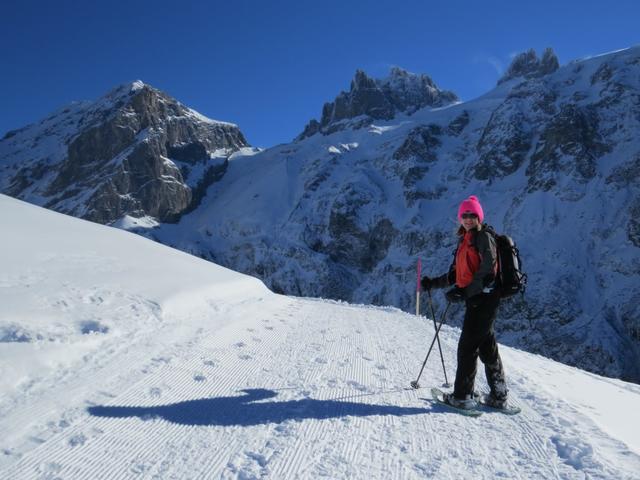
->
xmin=234 ymin=342 xmax=247 ymax=348
xmin=347 ymin=381 xmax=368 ymax=392
xmin=151 ymin=356 xmax=171 ymax=365
xmin=36 ymin=462 xmax=62 ymax=476
xmin=149 ymin=387 xmax=162 ymax=398
xmin=252 ymin=336 xmax=263 ymax=343
xmin=246 ymin=451 xmax=268 ymax=468
xmin=264 ymin=326 xmax=274 ymax=331
xmin=239 ymin=354 xmax=252 ymax=360
xmin=193 ymin=374 xmax=207 ymax=382
xmin=68 ymin=433 xmax=87 ymax=448
xmin=203 ymin=360 xmax=216 ymax=367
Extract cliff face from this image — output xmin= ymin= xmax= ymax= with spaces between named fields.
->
xmin=0 ymin=81 xmax=250 ymax=224
xmin=297 ymin=68 xmax=458 ymax=140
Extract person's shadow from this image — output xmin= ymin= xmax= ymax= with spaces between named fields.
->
xmin=88 ymin=388 xmax=430 ymax=426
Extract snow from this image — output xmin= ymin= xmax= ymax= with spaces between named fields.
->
xmin=184 ymin=106 xmax=237 ymax=127
xmin=368 ymin=123 xmax=408 ymax=134
xmin=1 ymin=194 xmax=639 ymax=479
xmin=130 ymin=80 xmax=146 ymax=92
xmin=229 ymin=147 xmax=263 ymax=161
xmin=111 ymin=215 xmax=160 ymax=230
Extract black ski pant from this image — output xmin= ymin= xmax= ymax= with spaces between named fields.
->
xmin=453 ymin=291 xmax=508 ymax=401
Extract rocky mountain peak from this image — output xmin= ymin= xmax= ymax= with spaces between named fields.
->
xmin=0 ymin=82 xmax=249 ymax=225
xmin=351 ymin=69 xmax=378 ymax=91
xmin=379 ymin=66 xmax=437 ymax=91
xmin=498 ymin=47 xmax=560 ymax=85
xmin=297 ymin=68 xmax=458 ymax=140
xmin=104 ymin=79 xmax=147 ymax=99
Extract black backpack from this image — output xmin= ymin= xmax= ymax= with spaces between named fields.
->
xmin=484 ymin=226 xmax=527 ymax=298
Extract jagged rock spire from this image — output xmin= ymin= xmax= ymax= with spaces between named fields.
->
xmin=498 ymin=47 xmax=560 ymax=85
xmin=297 ymin=68 xmax=458 ymax=140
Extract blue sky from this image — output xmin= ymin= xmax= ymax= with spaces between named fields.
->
xmin=2 ymin=0 xmax=639 ymax=147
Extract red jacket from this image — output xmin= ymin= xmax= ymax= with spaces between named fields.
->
xmin=456 ymin=230 xmax=481 ymax=288
xmin=429 ymin=226 xmax=498 ymax=298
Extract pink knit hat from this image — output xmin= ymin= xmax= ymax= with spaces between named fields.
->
xmin=457 ymin=195 xmax=484 ymax=223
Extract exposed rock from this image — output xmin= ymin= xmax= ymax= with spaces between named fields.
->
xmin=606 ymin=154 xmax=640 ymax=187
xmin=498 ymin=47 xmax=559 ymax=85
xmin=447 ymin=110 xmax=470 ymax=136
xmin=628 ymin=197 xmax=640 ymax=247
xmin=393 ymin=125 xmax=442 ymax=163
xmin=474 ymin=108 xmax=532 ymax=181
xmin=527 ymin=104 xmax=610 ymax=191
xmin=297 ymin=68 xmax=457 ymax=140
xmin=378 ymin=67 xmax=458 ymax=114
xmin=1 ymin=82 xmax=248 ymax=224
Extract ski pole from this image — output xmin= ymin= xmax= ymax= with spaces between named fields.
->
xmin=416 ymin=258 xmax=421 ymax=317
xmin=410 ymin=301 xmax=451 ymax=389
xmin=427 ymin=288 xmax=450 ymax=387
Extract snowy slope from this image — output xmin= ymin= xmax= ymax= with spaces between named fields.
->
xmin=1 ymin=195 xmax=639 ymax=479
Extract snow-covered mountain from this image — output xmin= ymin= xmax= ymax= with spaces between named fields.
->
xmin=0 ymin=81 xmax=252 ymax=225
xmin=153 ymin=47 xmax=640 ymax=383
xmin=1 ymin=47 xmax=639 ymax=385
xmin=1 ymin=194 xmax=639 ymax=479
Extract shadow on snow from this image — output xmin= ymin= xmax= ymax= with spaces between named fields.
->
xmin=87 ymin=388 xmax=431 ymax=426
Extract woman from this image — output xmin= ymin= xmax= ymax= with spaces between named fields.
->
xmin=421 ymin=195 xmax=508 ymax=409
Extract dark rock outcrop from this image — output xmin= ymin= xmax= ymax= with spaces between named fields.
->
xmin=498 ymin=48 xmax=560 ymax=85
xmin=526 ymin=104 xmax=610 ymax=191
xmin=297 ymin=68 xmax=458 ymax=140
xmin=1 ymin=82 xmax=249 ymax=224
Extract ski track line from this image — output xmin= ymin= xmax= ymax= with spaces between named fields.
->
xmin=122 ymin=299 xmax=299 ymax=479
xmin=0 ymin=326 xmax=183 ymax=470
xmin=3 ymin=296 xmax=639 ymax=479
xmin=1 ymin=296 xmax=298 ymax=479
xmin=267 ymin=301 xmax=354 ymax=478
xmin=268 ymin=303 xmax=420 ymax=479
xmin=266 ymin=301 xmax=337 ymax=479
xmin=506 ymin=359 xmax=640 ymax=479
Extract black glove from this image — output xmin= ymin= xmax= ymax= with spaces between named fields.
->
xmin=445 ymin=287 xmax=465 ymax=303
xmin=421 ymin=276 xmax=434 ymax=291
xmin=467 ymin=293 xmax=483 ymax=308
